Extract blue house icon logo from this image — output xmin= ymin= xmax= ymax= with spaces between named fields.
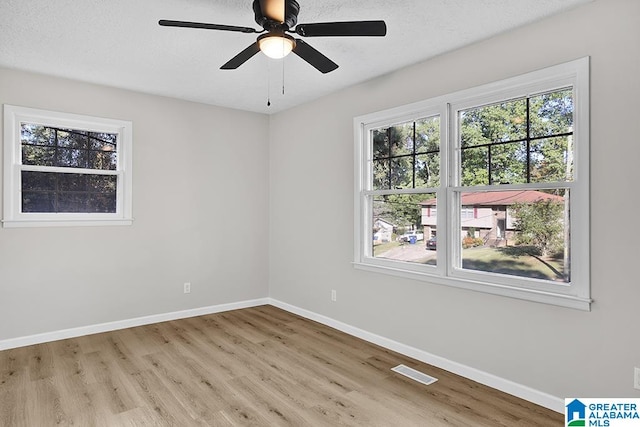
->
xmin=566 ymin=399 xmax=587 ymax=426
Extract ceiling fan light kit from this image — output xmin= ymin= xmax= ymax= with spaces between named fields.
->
xmin=258 ymin=33 xmax=296 ymax=59
xmin=159 ymin=0 xmax=386 ymax=73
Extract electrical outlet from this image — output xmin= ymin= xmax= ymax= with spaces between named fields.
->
xmin=331 ymin=290 xmax=337 ymax=302
xmin=184 ymin=282 xmax=191 ymax=294
xmin=635 ymin=367 xmax=640 ymax=390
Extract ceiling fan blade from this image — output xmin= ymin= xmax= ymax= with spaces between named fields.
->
xmin=220 ymin=43 xmax=261 ymax=70
xmin=295 ymin=20 xmax=387 ymax=37
xmin=292 ymin=39 xmax=338 ymax=74
xmin=259 ymin=0 xmax=285 ymax=23
xmin=159 ymin=19 xmax=258 ymax=34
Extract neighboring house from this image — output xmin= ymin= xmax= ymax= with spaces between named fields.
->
xmin=373 ymin=218 xmax=395 ymax=244
xmin=419 ymin=190 xmax=564 ymax=246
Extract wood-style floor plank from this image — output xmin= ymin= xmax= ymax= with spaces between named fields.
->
xmin=0 ymin=305 xmax=563 ymax=426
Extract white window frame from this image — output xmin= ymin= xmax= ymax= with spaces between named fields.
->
xmin=3 ymin=105 xmax=133 ymax=227
xmin=354 ymin=57 xmax=590 ymax=310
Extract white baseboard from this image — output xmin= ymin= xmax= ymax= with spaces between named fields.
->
xmin=0 ymin=298 xmax=270 ymax=351
xmin=0 ymin=296 xmax=563 ymax=413
xmin=268 ymin=298 xmax=564 ymax=414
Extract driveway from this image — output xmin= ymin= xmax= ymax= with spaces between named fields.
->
xmin=377 ymin=242 xmax=437 ymax=263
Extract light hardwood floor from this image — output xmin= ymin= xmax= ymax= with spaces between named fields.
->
xmin=0 ymin=305 xmax=562 ymax=426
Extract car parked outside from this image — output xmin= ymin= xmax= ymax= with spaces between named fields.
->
xmin=426 ymin=236 xmax=437 ymax=250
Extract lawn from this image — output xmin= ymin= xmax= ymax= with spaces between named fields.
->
xmin=462 ymin=246 xmax=567 ymax=282
xmin=374 ymin=242 xmax=567 ymax=282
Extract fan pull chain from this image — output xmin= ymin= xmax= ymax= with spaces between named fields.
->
xmin=267 ymin=59 xmax=271 ymax=107
xmin=282 ymin=56 xmax=286 ymax=95
xmin=265 ymin=57 xmax=287 ymax=107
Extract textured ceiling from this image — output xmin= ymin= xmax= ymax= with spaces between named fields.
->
xmin=0 ymin=0 xmax=591 ymax=114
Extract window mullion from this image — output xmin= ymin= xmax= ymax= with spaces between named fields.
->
xmin=526 ymin=96 xmax=531 ymax=183
xmin=20 ymin=165 xmax=119 ymax=176
xmin=487 ymin=144 xmax=492 ymax=186
xmin=412 ymin=121 xmax=416 ymax=189
xmin=386 ymin=128 xmax=392 ymax=189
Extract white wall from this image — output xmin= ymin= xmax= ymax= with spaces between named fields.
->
xmin=0 ymin=68 xmax=270 ymax=340
xmin=269 ymin=0 xmax=640 ymax=399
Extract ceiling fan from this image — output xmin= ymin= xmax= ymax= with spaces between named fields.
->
xmin=159 ymin=0 xmax=387 ymax=74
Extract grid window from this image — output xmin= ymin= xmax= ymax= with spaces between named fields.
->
xmin=372 ymin=116 xmax=440 ymax=190
xmin=3 ymin=105 xmax=133 ymax=227
xmin=460 ymin=89 xmax=574 ymax=186
xmin=354 ymin=58 xmax=590 ymax=310
xmin=367 ymin=116 xmax=440 ymax=266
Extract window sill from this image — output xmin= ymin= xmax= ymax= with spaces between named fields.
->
xmin=2 ymin=218 xmax=133 ymax=228
xmin=352 ymin=261 xmax=591 ymax=311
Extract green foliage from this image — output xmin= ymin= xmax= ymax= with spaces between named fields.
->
xmin=372 ymin=116 xmax=440 ymax=190
xmin=511 ymin=200 xmax=565 ymax=256
xmin=373 ymin=194 xmax=429 ymax=230
xmin=459 ymin=89 xmax=573 ymax=186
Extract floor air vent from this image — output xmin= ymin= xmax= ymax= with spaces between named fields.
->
xmin=391 ymin=364 xmax=438 ymax=386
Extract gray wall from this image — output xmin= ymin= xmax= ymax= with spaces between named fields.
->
xmin=269 ymin=0 xmax=640 ymax=399
xmin=0 ymin=68 xmax=270 ymax=339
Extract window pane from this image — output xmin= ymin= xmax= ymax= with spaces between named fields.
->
xmin=415 ymin=153 xmax=440 ymax=187
xmin=22 ymin=145 xmax=56 ymax=166
xmin=57 ymin=147 xmax=89 ymax=168
xmin=372 ymin=194 xmax=436 ymax=265
xmin=421 ymin=197 xmax=438 ymax=254
xmin=372 ymin=128 xmax=389 ymax=159
xmin=389 ymin=122 xmax=413 ymax=157
xmin=390 ymin=157 xmax=412 ymax=189
xmin=530 ymin=136 xmax=573 ymax=182
xmin=21 ymin=124 xmax=55 ymax=146
xmin=458 ymin=189 xmax=570 ymax=283
xmin=57 ymin=173 xmax=88 ymax=191
xmin=460 ymin=98 xmax=527 ymax=148
xmin=415 ymin=116 xmax=440 ymax=153
xmin=57 ymin=192 xmax=89 ymax=212
xmin=22 ymin=192 xmax=55 ymax=212
xmin=20 ymin=123 xmax=118 ymax=170
xmin=87 ymin=194 xmax=117 ymax=213
xmin=21 ymin=171 xmax=117 ymax=213
xmin=56 ymin=129 xmax=88 ymax=148
xmin=89 ymin=150 xmax=118 ymax=170
xmin=89 ymin=132 xmax=118 ymax=150
xmin=21 ymin=170 xmax=56 ymax=191
xmin=461 ymin=146 xmax=489 ymax=186
xmin=88 ymin=174 xmax=117 ymax=192
xmin=373 ymin=159 xmax=390 ymax=190
xmin=530 ymin=89 xmax=573 ymax=138
xmin=490 ymin=141 xmax=527 ymax=185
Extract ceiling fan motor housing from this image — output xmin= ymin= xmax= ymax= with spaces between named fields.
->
xmin=253 ymin=0 xmax=300 ymax=30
